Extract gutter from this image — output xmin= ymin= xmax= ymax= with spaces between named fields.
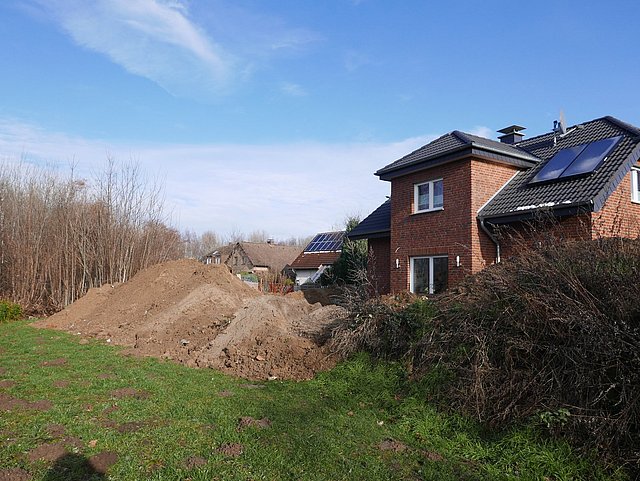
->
xmin=478 ymin=217 xmax=501 ymax=264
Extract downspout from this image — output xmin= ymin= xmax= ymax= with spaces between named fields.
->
xmin=478 ymin=217 xmax=501 ymax=264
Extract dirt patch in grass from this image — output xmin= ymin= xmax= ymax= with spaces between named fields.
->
xmin=0 ymin=394 xmax=52 ymax=412
xmin=52 ymin=380 xmax=69 ymax=388
xmin=184 ymin=456 xmax=207 ymax=469
xmin=0 ymin=367 xmax=6 ymax=375
xmin=217 ymin=390 xmax=233 ymax=397
xmin=0 ymin=467 xmax=31 ymax=481
xmin=109 ymin=387 xmax=150 ymax=399
xmin=29 ymin=400 xmax=53 ymax=411
xmin=88 ymin=452 xmax=118 ymax=473
xmin=102 ymin=405 xmax=119 ymax=415
xmin=97 ymin=372 xmax=115 ymax=379
xmin=27 ymin=443 xmax=68 ymax=463
xmin=423 ymin=451 xmax=445 ymax=462
xmin=237 ymin=417 xmax=271 ymax=431
xmin=115 ymin=421 xmax=145 ymax=433
xmin=0 ymin=380 xmax=16 ymax=388
xmin=379 ymin=439 xmax=408 ymax=453
xmin=218 ymin=443 xmax=243 ymax=457
xmin=40 ymin=358 xmax=67 ymax=367
xmin=46 ymin=424 xmax=66 ymax=438
xmin=37 ymin=259 xmax=345 ymax=380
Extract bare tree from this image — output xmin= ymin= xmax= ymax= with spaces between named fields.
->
xmin=0 ymin=158 xmax=182 ymax=313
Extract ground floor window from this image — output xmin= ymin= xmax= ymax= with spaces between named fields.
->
xmin=410 ymin=256 xmax=448 ymax=295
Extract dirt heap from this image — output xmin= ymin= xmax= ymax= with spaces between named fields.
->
xmin=35 ymin=259 xmax=345 ymax=380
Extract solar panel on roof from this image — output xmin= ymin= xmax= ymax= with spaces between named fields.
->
xmin=529 ymin=144 xmax=586 ymax=184
xmin=304 ymin=232 xmax=344 ymax=253
xmin=560 ymin=136 xmax=621 ymax=178
xmin=529 ymin=136 xmax=622 ymax=185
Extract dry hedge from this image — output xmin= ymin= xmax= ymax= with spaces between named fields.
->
xmin=414 ymin=237 xmax=640 ymax=470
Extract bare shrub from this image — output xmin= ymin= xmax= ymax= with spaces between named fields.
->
xmin=328 ymin=267 xmax=434 ymax=360
xmin=0 ymin=159 xmax=181 ymax=313
xmin=414 ymin=235 xmax=640 ymax=470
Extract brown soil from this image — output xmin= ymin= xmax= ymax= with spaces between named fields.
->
xmin=88 ymin=452 xmax=118 ymax=473
xmin=237 ymin=416 xmax=271 ymax=431
xmin=36 ymin=259 xmax=346 ymax=380
xmin=184 ymin=456 xmax=207 ymax=469
xmin=40 ymin=358 xmax=67 ymax=367
xmin=0 ymin=394 xmax=52 ymax=412
xmin=46 ymin=424 xmax=66 ymax=438
xmin=379 ymin=439 xmax=408 ymax=453
xmin=0 ymin=367 xmax=6 ymax=375
xmin=27 ymin=443 xmax=68 ymax=463
xmin=52 ymin=380 xmax=69 ymax=388
xmin=218 ymin=443 xmax=243 ymax=457
xmin=0 ymin=380 xmax=16 ymax=389
xmin=0 ymin=468 xmax=31 ymax=481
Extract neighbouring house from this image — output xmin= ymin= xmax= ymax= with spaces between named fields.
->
xmin=349 ymin=115 xmax=640 ymax=295
xmin=225 ymin=240 xmax=301 ymax=276
xmin=290 ymin=231 xmax=345 ymax=285
xmin=203 ymin=244 xmax=234 ymax=265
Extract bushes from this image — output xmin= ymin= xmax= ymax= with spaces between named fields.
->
xmin=331 ymin=237 xmax=640 ymax=473
xmin=414 ymin=237 xmax=640 ymax=471
xmin=0 ymin=300 xmax=22 ymax=323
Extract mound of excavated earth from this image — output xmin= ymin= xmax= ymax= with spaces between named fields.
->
xmin=34 ymin=259 xmax=345 ymax=380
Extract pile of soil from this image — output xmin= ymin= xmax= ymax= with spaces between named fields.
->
xmin=35 ymin=260 xmax=345 ymax=380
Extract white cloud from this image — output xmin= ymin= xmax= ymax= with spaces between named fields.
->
xmin=0 ymin=119 xmax=437 ymax=239
xmin=468 ymin=125 xmax=494 ymax=139
xmin=280 ymin=82 xmax=307 ymax=97
xmin=34 ymin=0 xmax=233 ymax=98
xmin=344 ymin=49 xmax=374 ymax=73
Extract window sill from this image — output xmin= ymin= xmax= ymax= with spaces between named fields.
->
xmin=412 ymin=207 xmax=444 ymax=215
xmin=632 ymin=199 xmax=640 ymax=205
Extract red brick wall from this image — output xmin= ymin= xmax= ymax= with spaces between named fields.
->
xmin=591 ymin=164 xmax=640 ymax=239
xmin=387 ymin=157 xmax=521 ymax=293
xmin=389 ymin=160 xmax=470 ymax=293
xmin=367 ymin=237 xmax=390 ymax=294
xmin=470 ymin=159 xmax=521 ymax=271
xmin=499 ymin=214 xmax=592 ymax=259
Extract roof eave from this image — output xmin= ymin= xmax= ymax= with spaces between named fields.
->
xmin=593 ymin=141 xmax=640 ymax=212
xmin=376 ymin=145 xmax=538 ymax=181
xmin=479 ymin=202 xmax=592 ymax=225
xmin=348 ymin=229 xmax=391 ymax=240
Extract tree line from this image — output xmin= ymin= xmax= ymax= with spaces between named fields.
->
xmin=0 ymin=160 xmax=182 ymax=314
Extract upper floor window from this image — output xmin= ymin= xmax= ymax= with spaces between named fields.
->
xmin=632 ymin=167 xmax=640 ymax=204
xmin=414 ymin=179 xmax=443 ymax=213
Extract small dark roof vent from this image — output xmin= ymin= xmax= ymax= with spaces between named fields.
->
xmin=497 ymin=125 xmax=526 ymax=145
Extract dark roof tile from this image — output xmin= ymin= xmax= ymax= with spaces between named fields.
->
xmin=479 ymin=117 xmax=640 ymax=221
xmin=348 ymin=200 xmax=391 ymax=240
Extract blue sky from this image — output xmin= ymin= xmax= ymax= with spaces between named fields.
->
xmin=1 ymin=1 xmax=639 ymax=239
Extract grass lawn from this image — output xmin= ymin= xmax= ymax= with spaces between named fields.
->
xmin=0 ymin=320 xmax=626 ymax=481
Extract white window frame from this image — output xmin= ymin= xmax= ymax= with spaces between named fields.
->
xmin=632 ymin=167 xmax=640 ymax=204
xmin=413 ymin=178 xmax=444 ymax=213
xmin=409 ymin=255 xmax=448 ymax=295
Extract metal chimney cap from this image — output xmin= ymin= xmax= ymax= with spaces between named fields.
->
xmin=497 ymin=125 xmax=526 ymax=134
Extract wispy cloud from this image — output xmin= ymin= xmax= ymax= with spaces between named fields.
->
xmin=280 ymin=82 xmax=307 ymax=97
xmin=0 ymin=118 xmax=437 ymax=238
xmin=468 ymin=125 xmax=494 ymax=139
xmin=344 ymin=49 xmax=374 ymax=72
xmin=34 ymin=0 xmax=233 ymax=98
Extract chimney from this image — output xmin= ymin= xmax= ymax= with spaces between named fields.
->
xmin=267 ymin=238 xmax=274 ymax=245
xmin=497 ymin=125 xmax=526 ymax=145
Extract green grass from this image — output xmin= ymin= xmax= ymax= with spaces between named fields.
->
xmin=0 ymin=320 xmax=626 ymax=481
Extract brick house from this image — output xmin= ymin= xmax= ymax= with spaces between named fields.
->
xmin=349 ymin=116 xmax=640 ymax=295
